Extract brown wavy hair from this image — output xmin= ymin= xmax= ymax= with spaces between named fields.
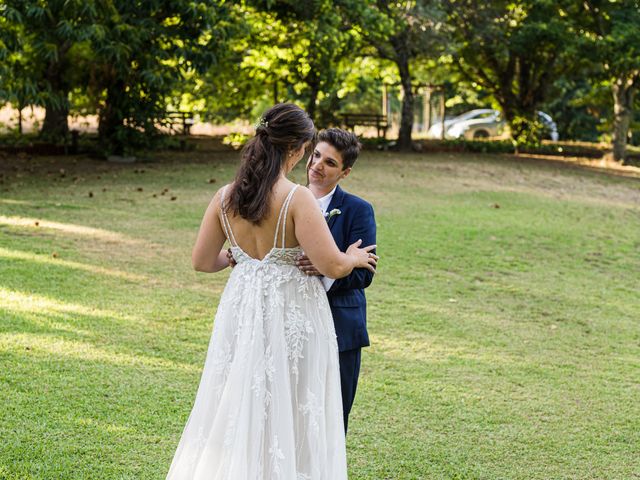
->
xmin=227 ymin=103 xmax=316 ymax=224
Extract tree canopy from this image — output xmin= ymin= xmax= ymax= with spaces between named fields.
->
xmin=0 ymin=0 xmax=638 ymax=158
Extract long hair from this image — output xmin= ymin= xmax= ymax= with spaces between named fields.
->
xmin=227 ymin=103 xmax=316 ymax=224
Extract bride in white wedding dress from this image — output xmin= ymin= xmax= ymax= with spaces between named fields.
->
xmin=166 ymin=103 xmax=377 ymax=480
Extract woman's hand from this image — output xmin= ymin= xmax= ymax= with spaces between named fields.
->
xmin=346 ymin=239 xmax=378 ymax=273
xmin=227 ymin=248 xmax=237 ymax=268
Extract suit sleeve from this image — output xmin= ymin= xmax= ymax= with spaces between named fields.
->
xmin=328 ymin=202 xmax=377 ymax=292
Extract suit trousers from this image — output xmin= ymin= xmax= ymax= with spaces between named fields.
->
xmin=338 ymin=347 xmax=362 ymax=434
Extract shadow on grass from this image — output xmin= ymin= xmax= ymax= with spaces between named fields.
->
xmin=0 ymin=286 xmax=208 ymax=369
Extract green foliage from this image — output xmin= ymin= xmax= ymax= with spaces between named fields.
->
xmin=542 ymin=78 xmax=602 ymax=142
xmin=89 ymin=0 xmax=232 ymax=155
xmin=570 ymin=0 xmax=640 ymax=160
xmin=443 ymin=0 xmax=578 ymax=145
xmin=420 ymin=138 xmax=606 ymax=158
xmin=346 ymin=0 xmax=445 ymax=148
xmin=1 ymin=0 xmax=107 ymax=140
xmin=426 ymin=138 xmax=516 ymax=154
xmin=576 ymin=0 xmax=640 ymax=79
xmin=2 ymin=0 xmax=639 ymax=152
xmin=510 ymin=115 xmax=547 ymax=148
xmin=0 ymin=1 xmax=233 ymax=152
xmin=237 ymin=1 xmax=362 ymax=122
xmin=222 ymin=131 xmax=250 ymax=149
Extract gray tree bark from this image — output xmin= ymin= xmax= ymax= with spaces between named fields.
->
xmin=612 ymin=74 xmax=638 ymax=162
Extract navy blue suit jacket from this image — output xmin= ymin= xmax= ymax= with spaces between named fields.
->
xmin=325 ymin=185 xmax=376 ymax=352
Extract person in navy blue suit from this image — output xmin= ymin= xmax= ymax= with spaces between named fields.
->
xmin=295 ymin=128 xmax=376 ymax=433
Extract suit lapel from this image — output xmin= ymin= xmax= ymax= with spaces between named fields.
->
xmin=326 ymin=185 xmax=345 ymax=231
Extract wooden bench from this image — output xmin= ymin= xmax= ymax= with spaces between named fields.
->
xmin=340 ymin=113 xmax=388 ymax=139
xmin=164 ymin=111 xmax=195 ymax=135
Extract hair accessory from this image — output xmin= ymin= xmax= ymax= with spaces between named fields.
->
xmin=255 ymin=117 xmax=269 ymax=129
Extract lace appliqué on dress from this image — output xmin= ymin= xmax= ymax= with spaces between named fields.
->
xmin=285 ymin=302 xmax=314 ymax=377
xmin=269 ymin=434 xmax=286 ymax=478
xmin=299 ymin=388 xmax=324 ymax=437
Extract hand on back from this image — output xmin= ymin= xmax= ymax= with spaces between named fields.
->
xmin=346 ymin=239 xmax=377 ymax=273
xmin=295 ymin=242 xmax=377 ymax=276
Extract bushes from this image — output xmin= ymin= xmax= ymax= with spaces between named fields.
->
xmin=415 ymin=139 xmax=606 ymax=159
xmin=222 ymin=132 xmax=250 ymax=150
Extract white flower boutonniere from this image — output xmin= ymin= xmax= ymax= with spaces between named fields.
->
xmin=326 ymin=208 xmax=341 ymax=221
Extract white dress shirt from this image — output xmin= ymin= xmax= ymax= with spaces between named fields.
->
xmin=317 ymin=187 xmax=337 ymax=291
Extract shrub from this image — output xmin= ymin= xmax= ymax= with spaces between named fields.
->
xmin=222 ymin=132 xmax=250 ymax=150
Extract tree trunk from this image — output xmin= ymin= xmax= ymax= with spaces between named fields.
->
xmin=396 ymin=53 xmax=413 ymax=151
xmin=40 ymin=43 xmax=71 ymax=141
xmin=41 ymin=101 xmax=70 ymax=140
xmin=98 ymin=78 xmax=126 ymax=155
xmin=612 ymin=74 xmax=636 ymax=162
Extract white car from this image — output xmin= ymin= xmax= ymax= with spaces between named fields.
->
xmin=427 ymin=109 xmax=559 ymax=141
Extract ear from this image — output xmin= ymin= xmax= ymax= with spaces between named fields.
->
xmin=341 ymin=167 xmax=352 ymax=179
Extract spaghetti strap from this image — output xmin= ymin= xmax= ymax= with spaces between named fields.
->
xmin=273 ymin=184 xmax=299 ymax=249
xmin=220 ymin=186 xmax=238 ymax=247
xmin=223 ymin=184 xmax=297 ymax=252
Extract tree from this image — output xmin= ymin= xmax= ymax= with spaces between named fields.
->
xmin=576 ymin=0 xmax=640 ymax=162
xmin=241 ymin=0 xmax=360 ymax=123
xmin=543 ymin=77 xmax=602 ymax=142
xmin=2 ymin=1 xmax=100 ymax=140
xmin=443 ymin=0 xmax=576 ymax=147
xmin=352 ymin=1 xmax=444 ymax=150
xmin=0 ymin=11 xmax=37 ymax=134
xmin=88 ymin=0 xmax=230 ymax=154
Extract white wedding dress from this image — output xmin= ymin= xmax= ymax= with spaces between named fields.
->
xmin=166 ymin=185 xmax=348 ymax=480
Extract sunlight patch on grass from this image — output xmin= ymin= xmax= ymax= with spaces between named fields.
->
xmin=0 ymin=247 xmax=147 ymax=282
xmin=0 ymin=332 xmax=199 ymax=372
xmin=5 ymin=310 xmax=95 ymax=337
xmin=75 ymin=416 xmax=135 ymax=435
xmin=0 ymin=287 xmax=132 ymax=321
xmin=0 ymin=215 xmax=143 ymax=245
xmin=0 ymin=199 xmax=34 ymax=206
xmin=371 ymin=332 xmax=513 ymax=365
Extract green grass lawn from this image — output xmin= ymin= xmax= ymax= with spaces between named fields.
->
xmin=1 ymin=143 xmax=639 ymax=479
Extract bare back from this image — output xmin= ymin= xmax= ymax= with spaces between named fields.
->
xmin=192 ymin=175 xmax=372 ymax=277
xmin=220 ymin=179 xmax=300 ymax=260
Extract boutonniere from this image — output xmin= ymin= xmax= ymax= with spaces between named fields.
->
xmin=326 ymin=208 xmax=341 ymax=221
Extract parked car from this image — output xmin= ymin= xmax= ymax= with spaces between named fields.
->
xmin=427 ymin=109 xmax=559 ymax=141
